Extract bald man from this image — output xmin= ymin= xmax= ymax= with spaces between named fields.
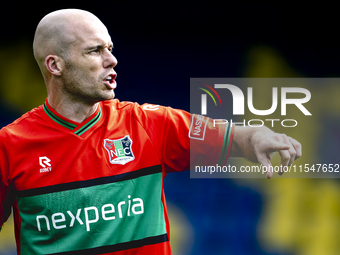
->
xmin=33 ymin=9 xmax=117 ymax=122
xmin=0 ymin=9 xmax=301 ymax=255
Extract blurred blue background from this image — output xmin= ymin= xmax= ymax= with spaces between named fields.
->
xmin=1 ymin=2 xmax=340 ymax=255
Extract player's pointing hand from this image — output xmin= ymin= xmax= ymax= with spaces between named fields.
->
xmin=231 ymin=126 xmax=302 ymax=178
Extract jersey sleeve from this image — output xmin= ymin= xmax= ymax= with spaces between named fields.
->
xmin=133 ymin=103 xmax=234 ymax=173
xmin=0 ymin=131 xmax=13 ymax=232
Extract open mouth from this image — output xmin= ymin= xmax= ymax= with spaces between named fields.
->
xmin=103 ymin=73 xmax=117 ymax=89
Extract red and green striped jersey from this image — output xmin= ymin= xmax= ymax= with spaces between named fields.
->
xmin=0 ymin=99 xmax=233 ymax=255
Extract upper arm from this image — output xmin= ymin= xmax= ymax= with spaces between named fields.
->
xmin=134 ymin=104 xmax=234 ymax=172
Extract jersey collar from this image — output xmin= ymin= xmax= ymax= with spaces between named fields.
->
xmin=43 ymin=100 xmax=102 ymax=136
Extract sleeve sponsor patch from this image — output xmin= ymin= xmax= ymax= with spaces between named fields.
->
xmin=189 ymin=114 xmax=208 ymax=140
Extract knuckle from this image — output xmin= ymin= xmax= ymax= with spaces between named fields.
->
xmin=289 ymin=149 xmax=297 ymax=157
xmin=295 ymin=142 xmax=302 ymax=150
xmin=279 ymin=133 xmax=286 ymax=138
xmin=282 ymin=151 xmax=291 ymax=161
xmin=289 ymin=137 xmax=301 ymax=148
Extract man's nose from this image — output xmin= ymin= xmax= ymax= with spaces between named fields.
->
xmin=103 ymin=49 xmax=118 ymax=68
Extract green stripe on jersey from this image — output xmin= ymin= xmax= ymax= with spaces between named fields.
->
xmin=74 ymin=108 xmax=102 ymax=136
xmin=17 ymin=172 xmax=166 ymax=255
xmin=220 ymin=124 xmax=232 ymax=165
xmin=217 ymin=122 xmax=231 ymax=166
xmin=43 ymin=103 xmax=77 ymax=130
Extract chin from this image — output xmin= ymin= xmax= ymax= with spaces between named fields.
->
xmin=108 ymin=91 xmax=115 ymax=100
xmin=101 ymin=91 xmax=115 ymax=101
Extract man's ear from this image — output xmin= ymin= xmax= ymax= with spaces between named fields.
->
xmin=45 ymin=55 xmax=63 ymax=76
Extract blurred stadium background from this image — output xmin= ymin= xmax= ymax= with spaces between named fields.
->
xmin=1 ymin=2 xmax=340 ymax=255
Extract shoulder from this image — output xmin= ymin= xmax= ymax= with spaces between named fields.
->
xmin=101 ymin=99 xmax=159 ymax=111
xmin=100 ymin=99 xmax=190 ymax=126
xmin=0 ymin=105 xmax=43 ymax=139
xmin=101 ymin=99 xmax=172 ymax=118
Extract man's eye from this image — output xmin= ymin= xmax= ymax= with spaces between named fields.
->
xmin=87 ymin=48 xmax=101 ymax=54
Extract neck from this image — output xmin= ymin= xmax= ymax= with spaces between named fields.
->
xmin=47 ymin=96 xmax=99 ymax=123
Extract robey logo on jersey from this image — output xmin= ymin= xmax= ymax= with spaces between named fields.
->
xmin=39 ymin=156 xmax=52 ymax=173
xmin=103 ymin=135 xmax=135 ymax=165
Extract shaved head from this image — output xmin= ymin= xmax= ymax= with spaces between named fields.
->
xmin=33 ymin=9 xmax=117 ymax=112
xmin=33 ymin=9 xmax=109 ymax=77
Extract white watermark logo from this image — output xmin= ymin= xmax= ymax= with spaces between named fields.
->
xmin=201 ymin=84 xmax=311 ymax=116
xmin=199 ymin=83 xmax=312 ymax=128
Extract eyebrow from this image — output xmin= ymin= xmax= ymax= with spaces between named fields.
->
xmin=84 ymin=43 xmax=114 ymax=52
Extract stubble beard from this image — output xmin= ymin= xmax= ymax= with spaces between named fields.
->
xmin=62 ymin=61 xmax=114 ymax=105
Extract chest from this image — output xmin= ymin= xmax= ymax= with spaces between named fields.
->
xmin=9 ymin=122 xmax=161 ymax=191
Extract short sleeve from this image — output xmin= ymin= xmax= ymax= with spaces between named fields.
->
xmin=132 ymin=103 xmax=234 ymax=173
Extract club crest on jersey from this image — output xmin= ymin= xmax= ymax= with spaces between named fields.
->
xmin=104 ymin=135 xmax=135 ymax=165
